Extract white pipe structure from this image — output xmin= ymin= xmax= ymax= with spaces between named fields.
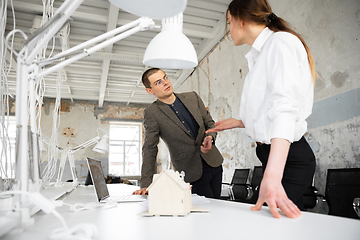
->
xmin=36 ymin=17 xmax=145 ymax=66
xmin=37 ymin=17 xmax=154 ymax=79
xmin=55 ymin=135 xmax=108 ymax=186
xmin=39 ymin=130 xmax=108 ymax=187
xmin=6 ymin=0 xmax=85 ymax=228
xmin=3 ymin=0 xmax=155 ymax=231
xmin=1 ymin=0 xmax=192 ymax=236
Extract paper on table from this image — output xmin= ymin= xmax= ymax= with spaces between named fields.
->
xmin=191 ymin=194 xmax=210 ymax=203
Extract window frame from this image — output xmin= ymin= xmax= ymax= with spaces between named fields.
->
xmin=108 ymin=121 xmax=143 ymax=177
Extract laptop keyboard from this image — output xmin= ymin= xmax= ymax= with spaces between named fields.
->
xmin=106 ymin=195 xmax=131 ymax=201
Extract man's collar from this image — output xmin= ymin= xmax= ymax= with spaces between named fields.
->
xmin=155 ymin=93 xmax=176 ymax=105
xmin=165 ymin=94 xmax=179 ymax=106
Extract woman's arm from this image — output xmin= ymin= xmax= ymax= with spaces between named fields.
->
xmin=205 ymin=118 xmax=245 ymax=134
xmin=250 ymin=138 xmax=301 ymax=218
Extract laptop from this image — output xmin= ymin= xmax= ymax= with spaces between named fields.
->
xmin=86 ymin=157 xmax=147 ymax=203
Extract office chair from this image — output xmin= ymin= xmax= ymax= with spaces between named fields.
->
xmin=302 ymin=185 xmax=326 ymax=211
xmin=302 ymin=173 xmax=326 ymax=211
xmin=241 ymin=166 xmax=263 ymax=204
xmin=222 ymin=168 xmax=252 ymax=201
xmin=353 ymin=198 xmax=360 ymax=218
xmin=325 ymin=168 xmax=360 ymax=219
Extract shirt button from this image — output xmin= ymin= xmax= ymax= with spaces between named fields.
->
xmin=188 ymin=131 xmax=190 ymax=133
xmin=182 ymin=121 xmax=184 ymax=123
xmin=176 ymin=111 xmax=178 ymax=113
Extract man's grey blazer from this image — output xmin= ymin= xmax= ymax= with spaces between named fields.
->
xmin=140 ymin=91 xmax=223 ymax=188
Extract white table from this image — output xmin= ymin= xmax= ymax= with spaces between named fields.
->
xmin=2 ymin=184 xmax=360 ymax=240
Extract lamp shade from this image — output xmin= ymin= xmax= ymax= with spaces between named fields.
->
xmin=93 ymin=134 xmax=109 ymax=154
xmin=143 ymin=13 xmax=198 ymax=69
xmin=108 ymin=0 xmax=187 ymax=20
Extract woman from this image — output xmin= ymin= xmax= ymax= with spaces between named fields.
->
xmin=206 ymin=0 xmax=316 ymax=218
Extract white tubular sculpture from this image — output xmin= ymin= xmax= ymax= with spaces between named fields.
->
xmin=55 ymin=132 xmax=109 ymax=186
xmin=2 ymin=0 xmax=189 ymax=236
xmin=4 ymin=0 xmax=154 ymax=230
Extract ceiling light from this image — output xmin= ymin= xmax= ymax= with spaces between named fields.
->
xmin=108 ymin=0 xmax=187 ymax=20
xmin=143 ymin=13 xmax=198 ymax=69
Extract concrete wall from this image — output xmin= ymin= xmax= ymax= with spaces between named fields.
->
xmin=177 ymin=0 xmax=360 ymax=194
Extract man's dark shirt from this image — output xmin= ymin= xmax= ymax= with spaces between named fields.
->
xmin=167 ymin=95 xmax=199 ymax=140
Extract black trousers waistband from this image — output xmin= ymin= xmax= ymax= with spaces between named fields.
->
xmin=256 ymin=136 xmax=306 ymax=146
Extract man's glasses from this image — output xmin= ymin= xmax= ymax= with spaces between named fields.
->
xmin=153 ymin=76 xmax=169 ymax=87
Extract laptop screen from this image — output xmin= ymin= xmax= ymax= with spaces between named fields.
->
xmin=87 ymin=157 xmax=109 ymax=201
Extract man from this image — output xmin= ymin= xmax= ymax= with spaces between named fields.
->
xmin=133 ymin=68 xmax=224 ymax=198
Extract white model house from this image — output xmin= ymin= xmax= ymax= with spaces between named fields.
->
xmin=147 ymin=170 xmax=192 ymax=216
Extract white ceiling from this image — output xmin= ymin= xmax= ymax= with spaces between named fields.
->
xmin=5 ymin=0 xmax=230 ymax=106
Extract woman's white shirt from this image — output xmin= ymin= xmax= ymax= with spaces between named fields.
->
xmin=239 ymin=27 xmax=313 ymax=144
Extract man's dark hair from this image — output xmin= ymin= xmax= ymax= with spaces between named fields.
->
xmin=142 ymin=68 xmax=162 ymax=88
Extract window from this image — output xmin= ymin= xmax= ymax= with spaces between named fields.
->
xmin=0 ymin=116 xmax=16 ymax=179
xmin=109 ymin=122 xmax=142 ymax=176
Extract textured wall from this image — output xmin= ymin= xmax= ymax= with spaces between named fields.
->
xmin=177 ymin=0 xmax=360 ymax=194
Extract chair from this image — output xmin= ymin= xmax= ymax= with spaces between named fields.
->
xmin=246 ymin=166 xmax=263 ymax=204
xmin=237 ymin=166 xmax=264 ymax=204
xmin=325 ymin=168 xmax=360 ymax=219
xmin=302 ymin=174 xmax=326 ymax=211
xmin=353 ymin=198 xmax=360 ymax=218
xmin=302 ymin=185 xmax=326 ymax=211
xmin=222 ymin=168 xmax=252 ymax=201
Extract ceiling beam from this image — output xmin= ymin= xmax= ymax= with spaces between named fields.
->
xmin=172 ymin=69 xmax=195 ymax=91
xmin=7 ymin=0 xmax=230 ymax=105
xmin=187 ymin=1 xmax=229 ymax=12
xmin=10 ymin=1 xmax=216 ymax=39
xmin=87 ymin=52 xmax=143 ymax=62
xmin=136 ymin=65 xmax=148 ymax=87
xmin=41 ymin=92 xmax=155 ymax=104
xmin=98 ymin=3 xmax=119 ymax=107
xmin=196 ymin=11 xmax=227 ymax=62
xmin=10 ymin=1 xmax=108 ymax=24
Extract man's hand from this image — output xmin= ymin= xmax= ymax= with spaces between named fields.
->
xmin=201 ymin=135 xmax=213 ymax=153
xmin=132 ymin=187 xmax=148 ymax=195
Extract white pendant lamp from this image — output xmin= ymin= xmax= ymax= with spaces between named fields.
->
xmin=143 ymin=13 xmax=198 ymax=69
xmin=108 ymin=0 xmax=187 ymax=20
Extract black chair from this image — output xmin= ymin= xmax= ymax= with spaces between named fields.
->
xmin=222 ymin=168 xmax=252 ymax=201
xmin=353 ymin=198 xmax=360 ymax=218
xmin=325 ymin=168 xmax=360 ymax=219
xmin=302 ymin=185 xmax=326 ymax=211
xmin=302 ymin=173 xmax=326 ymax=211
xmin=241 ymin=166 xmax=263 ymax=204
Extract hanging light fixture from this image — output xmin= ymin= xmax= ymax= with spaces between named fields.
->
xmin=143 ymin=13 xmax=198 ymax=69
xmin=108 ymin=0 xmax=187 ymax=20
